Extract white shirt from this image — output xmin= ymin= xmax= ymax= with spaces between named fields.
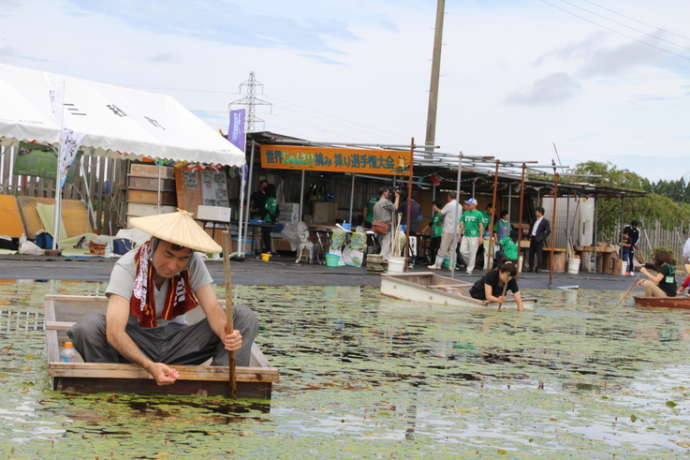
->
xmin=531 ymin=217 xmax=543 ymax=237
xmin=440 ymin=200 xmax=460 ymax=234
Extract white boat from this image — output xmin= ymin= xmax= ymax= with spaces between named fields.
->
xmin=380 ymin=272 xmax=536 ymax=310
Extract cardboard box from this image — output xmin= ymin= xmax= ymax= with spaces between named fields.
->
xmin=278 ymin=202 xmax=300 ymax=223
xmin=311 ymin=202 xmax=337 ymax=224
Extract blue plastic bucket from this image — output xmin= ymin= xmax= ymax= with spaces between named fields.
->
xmin=325 ymin=253 xmax=340 ymax=267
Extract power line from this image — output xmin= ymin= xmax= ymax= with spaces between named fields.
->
xmin=538 ymin=0 xmax=690 ymax=63
xmin=556 ymin=0 xmax=690 ymax=54
xmin=229 ymin=72 xmax=272 ymax=132
xmin=578 ymin=0 xmax=690 ymax=42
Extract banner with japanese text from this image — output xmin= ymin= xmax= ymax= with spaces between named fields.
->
xmin=260 ymin=145 xmax=412 ymax=176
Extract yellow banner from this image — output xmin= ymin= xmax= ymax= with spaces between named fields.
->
xmin=260 ymin=145 xmax=412 ymax=176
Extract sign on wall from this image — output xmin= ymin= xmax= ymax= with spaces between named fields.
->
xmin=260 ymin=145 xmax=412 ymax=176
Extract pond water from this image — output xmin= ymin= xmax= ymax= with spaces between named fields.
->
xmin=0 ymin=280 xmax=689 ymax=458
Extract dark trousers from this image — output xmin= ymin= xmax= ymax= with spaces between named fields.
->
xmin=621 ymin=246 xmax=634 ymax=273
xmin=528 ymin=237 xmax=545 ymax=272
xmin=68 ymin=304 xmax=258 ymax=367
xmin=261 ymin=226 xmax=272 ymax=253
xmin=428 ymin=236 xmax=441 ymax=264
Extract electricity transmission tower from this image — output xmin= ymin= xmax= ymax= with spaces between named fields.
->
xmin=229 ymin=72 xmax=272 ymax=132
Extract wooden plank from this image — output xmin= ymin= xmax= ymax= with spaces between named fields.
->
xmin=126 ymin=203 xmax=176 ymax=217
xmin=174 ymin=166 xmax=203 ymax=216
xmin=44 ymin=299 xmax=60 ymax=363
xmin=128 ymin=176 xmax=176 ymax=192
xmin=127 ymin=190 xmax=177 ymax=206
xmin=130 ymin=163 xmax=175 ymax=179
xmin=54 ymin=377 xmax=271 ymax=399
xmin=46 ymin=320 xmax=75 ymax=331
xmin=47 ymin=362 xmax=279 ymax=382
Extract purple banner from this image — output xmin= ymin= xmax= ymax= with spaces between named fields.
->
xmin=228 ymin=109 xmax=246 ymax=153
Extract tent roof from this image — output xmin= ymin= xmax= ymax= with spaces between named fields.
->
xmin=0 ymin=64 xmax=244 ymax=167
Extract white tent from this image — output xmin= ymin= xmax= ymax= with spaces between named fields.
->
xmin=0 ymin=63 xmax=244 ymax=166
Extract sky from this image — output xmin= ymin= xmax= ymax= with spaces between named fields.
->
xmin=1 ymin=0 xmax=689 ymax=181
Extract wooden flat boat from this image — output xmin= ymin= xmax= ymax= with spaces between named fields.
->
xmin=633 ymin=295 xmax=690 ymax=309
xmin=45 ymin=295 xmax=279 ymax=398
xmin=380 ymin=272 xmax=537 ymax=310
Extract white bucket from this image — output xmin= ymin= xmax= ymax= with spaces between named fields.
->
xmin=387 ymin=256 xmax=406 ymax=273
xmin=568 ymin=257 xmax=581 ymax=275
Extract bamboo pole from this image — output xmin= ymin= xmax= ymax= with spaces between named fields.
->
xmin=517 ymin=164 xmax=527 ymax=275
xmin=405 ymin=138 xmax=415 ymax=269
xmin=486 ymin=160 xmax=500 ymax=268
xmin=450 ymin=152 xmax=463 ymax=280
xmin=222 ymin=231 xmax=237 ymax=398
xmin=549 ymin=172 xmax=559 ymax=288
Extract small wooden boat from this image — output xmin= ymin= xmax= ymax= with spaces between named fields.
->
xmin=45 ymin=295 xmax=279 ymax=398
xmin=380 ymin=272 xmax=537 ymax=310
xmin=633 ymin=296 xmax=690 ymax=309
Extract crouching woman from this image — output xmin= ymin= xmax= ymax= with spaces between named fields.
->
xmin=469 ymin=262 xmax=526 ymax=311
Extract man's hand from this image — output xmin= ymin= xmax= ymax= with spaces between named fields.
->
xmin=146 ymin=362 xmax=179 ymax=386
xmin=222 ymin=329 xmax=243 ymax=352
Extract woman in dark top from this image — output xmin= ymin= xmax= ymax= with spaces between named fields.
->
xmin=636 ymin=249 xmax=677 ymax=297
xmin=469 ymin=262 xmax=526 ymax=311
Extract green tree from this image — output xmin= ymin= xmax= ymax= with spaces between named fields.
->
xmin=570 ymin=162 xmax=690 ymax=242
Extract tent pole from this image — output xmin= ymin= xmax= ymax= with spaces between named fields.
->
xmin=236 ymin=162 xmax=247 ymax=257
xmin=243 ymin=140 xmax=255 ymax=255
xmin=348 ymin=174 xmax=355 ymax=225
xmin=299 ymin=169 xmax=305 ymax=221
xmin=52 ymin=145 xmax=62 ymax=250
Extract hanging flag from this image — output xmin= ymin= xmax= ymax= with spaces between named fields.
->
xmin=58 ymin=128 xmax=84 ymax=188
xmin=228 ymin=109 xmax=246 ymax=153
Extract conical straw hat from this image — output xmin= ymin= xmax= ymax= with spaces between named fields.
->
xmin=129 ymin=209 xmax=222 ymax=254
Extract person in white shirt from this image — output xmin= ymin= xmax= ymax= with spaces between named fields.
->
xmin=427 ymin=193 xmax=461 ymax=270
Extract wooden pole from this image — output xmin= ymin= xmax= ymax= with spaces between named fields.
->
xmin=549 ymin=172 xmax=559 ymax=288
xmin=405 ymin=138 xmax=415 ymax=269
xmin=486 ymin=160 xmax=500 ymax=268
xmin=222 ymin=230 xmax=237 ymax=398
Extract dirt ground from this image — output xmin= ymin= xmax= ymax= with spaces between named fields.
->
xmin=0 ymin=254 xmax=639 ymax=290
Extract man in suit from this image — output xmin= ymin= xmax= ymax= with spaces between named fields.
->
xmin=528 ymin=207 xmax=551 ymax=273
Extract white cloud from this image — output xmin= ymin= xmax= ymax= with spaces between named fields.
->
xmin=0 ymin=0 xmax=688 ymax=181
xmin=505 ymin=73 xmax=582 ymax=106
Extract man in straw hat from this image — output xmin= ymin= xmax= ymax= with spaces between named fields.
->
xmin=68 ymin=210 xmax=258 ymax=386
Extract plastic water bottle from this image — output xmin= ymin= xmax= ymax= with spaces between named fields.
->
xmin=60 ymin=341 xmax=77 ymax=362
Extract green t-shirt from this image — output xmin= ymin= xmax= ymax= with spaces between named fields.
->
xmin=481 ymin=211 xmax=490 ymax=228
xmin=430 ymin=211 xmax=444 ymax=238
xmin=365 ymin=195 xmax=378 ymax=224
xmin=461 ymin=210 xmax=484 ymax=237
xmin=499 ymin=237 xmax=518 ymax=261
xmin=264 ymin=197 xmax=279 ymax=223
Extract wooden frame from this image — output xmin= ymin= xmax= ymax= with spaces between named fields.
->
xmin=380 ymin=272 xmax=537 ymax=310
xmin=45 ymin=295 xmax=279 ymax=398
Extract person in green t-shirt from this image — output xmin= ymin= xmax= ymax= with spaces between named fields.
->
xmin=261 ymin=184 xmax=279 ymax=253
xmin=459 ymin=198 xmax=484 ymax=274
xmin=637 ymin=249 xmax=677 ymax=297
xmin=422 ymin=200 xmax=444 ymax=265
xmin=498 ymin=229 xmax=519 ymax=263
xmin=364 ymin=194 xmax=379 ymax=228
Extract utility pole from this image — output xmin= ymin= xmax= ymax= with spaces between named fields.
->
xmin=229 ymin=72 xmax=272 ymax=132
xmin=424 ymin=0 xmax=446 ymax=159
